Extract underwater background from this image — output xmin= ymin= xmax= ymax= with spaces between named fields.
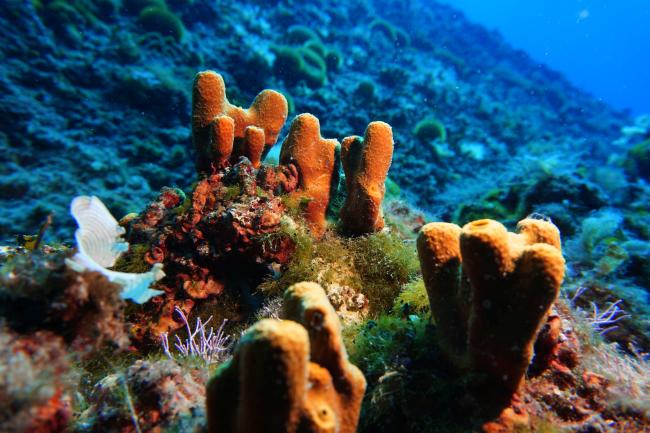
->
xmin=441 ymin=0 xmax=650 ymax=115
xmin=0 ymin=0 xmax=649 ymax=432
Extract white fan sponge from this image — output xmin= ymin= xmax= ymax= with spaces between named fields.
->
xmin=66 ymin=196 xmax=165 ymax=304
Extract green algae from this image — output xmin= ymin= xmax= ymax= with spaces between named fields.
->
xmin=256 ymin=223 xmax=317 ymax=296
xmin=258 ymin=226 xmax=419 ymax=315
xmin=113 ymin=244 xmax=151 ymax=274
xmin=347 ymin=314 xmax=429 ymax=376
xmin=385 ymin=177 xmax=401 ymax=199
xmin=355 ymin=79 xmax=377 ymax=102
xmin=393 ymin=278 xmax=430 ymax=315
xmin=348 ymin=232 xmax=420 ymax=313
xmin=223 ymin=184 xmax=242 ymax=202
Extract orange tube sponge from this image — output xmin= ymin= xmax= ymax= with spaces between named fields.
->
xmin=242 ymin=125 xmax=265 ymax=168
xmin=339 ymin=121 xmax=394 ymax=235
xmin=416 ymin=218 xmax=565 ymax=406
xmin=206 ymin=282 xmax=366 ymax=433
xmin=207 ymin=319 xmax=309 ymax=433
xmin=279 ymin=114 xmax=339 ymax=238
xmin=207 ymin=115 xmax=235 ymax=169
xmin=192 ymin=70 xmax=288 ymax=173
xmin=283 ymin=282 xmax=366 ymax=433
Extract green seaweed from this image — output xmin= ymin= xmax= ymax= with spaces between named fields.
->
xmin=349 ymin=232 xmax=420 ymax=313
xmin=369 ymin=18 xmax=411 ymax=46
xmin=385 ymin=176 xmax=401 ymax=199
xmin=285 ymin=25 xmax=320 ymax=44
xmin=112 ymin=244 xmax=151 ymax=274
xmin=347 ymin=314 xmax=429 ymax=377
xmin=626 ymin=139 xmax=650 ymax=180
xmin=222 ymin=185 xmax=242 ymax=202
xmin=393 ymin=278 xmax=430 ymax=315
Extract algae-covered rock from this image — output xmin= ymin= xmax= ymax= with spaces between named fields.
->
xmin=78 ymin=359 xmax=207 ymax=432
xmin=0 ymin=249 xmax=130 ymax=353
xmin=137 ymin=5 xmax=185 ymax=42
xmin=625 ymin=139 xmax=650 ymax=181
xmin=413 ymin=117 xmax=447 ymax=143
xmin=0 ymin=328 xmax=74 ymax=433
xmin=271 ymin=26 xmax=343 ymax=88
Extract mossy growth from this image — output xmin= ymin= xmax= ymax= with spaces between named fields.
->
xmin=75 ymin=346 xmax=144 ymax=396
xmin=137 ymin=4 xmax=185 ymax=42
xmin=348 ymin=232 xmax=420 ymax=313
xmin=122 ymin=0 xmax=166 ymax=14
xmin=413 ymin=117 xmax=447 ymax=143
xmin=286 ymin=25 xmax=320 ymax=44
xmin=298 ymin=46 xmax=327 ymax=87
xmin=272 ymin=45 xmax=305 ymax=80
xmin=272 ymin=45 xmax=327 ymax=88
xmin=513 ymin=421 xmax=564 ymax=433
xmin=257 ymin=222 xmax=317 ymax=295
xmin=304 ymin=39 xmax=327 ymax=58
xmin=281 ymin=193 xmax=313 ymax=218
xmin=346 ymin=312 xmax=478 ymax=433
xmin=453 ymin=187 xmax=524 ymax=225
xmin=259 ymin=226 xmax=419 ymax=315
xmin=173 ymin=194 xmax=193 ymax=216
xmin=324 ymin=48 xmax=343 ymax=71
xmin=222 ymin=184 xmax=242 ymax=202
xmin=36 ymin=0 xmax=100 ymax=39
xmin=112 ymin=243 xmax=151 ymax=274
xmin=347 ymin=314 xmax=430 ymax=379
xmin=393 ymin=278 xmax=430 ymax=316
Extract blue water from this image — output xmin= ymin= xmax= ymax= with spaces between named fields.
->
xmin=441 ymin=0 xmax=650 ymax=115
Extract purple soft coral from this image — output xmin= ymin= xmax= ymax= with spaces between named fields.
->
xmin=161 ymin=306 xmax=232 ymax=365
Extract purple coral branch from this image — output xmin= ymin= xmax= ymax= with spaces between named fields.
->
xmin=161 ymin=306 xmax=232 ymax=365
xmin=568 ymin=287 xmax=630 ymax=336
xmin=588 ymin=300 xmax=630 ymax=335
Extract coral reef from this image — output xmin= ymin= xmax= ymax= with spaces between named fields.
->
xmin=413 ymin=117 xmax=447 ymax=144
xmin=416 ymin=217 xmax=565 ymax=410
xmin=1 ymin=1 xmax=649 ymax=432
xmin=136 ymin=3 xmax=185 ymax=42
xmin=207 ymin=282 xmax=366 ymax=433
xmin=119 ymin=160 xmax=299 ymax=342
xmin=120 ymin=71 xmax=394 ymax=343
